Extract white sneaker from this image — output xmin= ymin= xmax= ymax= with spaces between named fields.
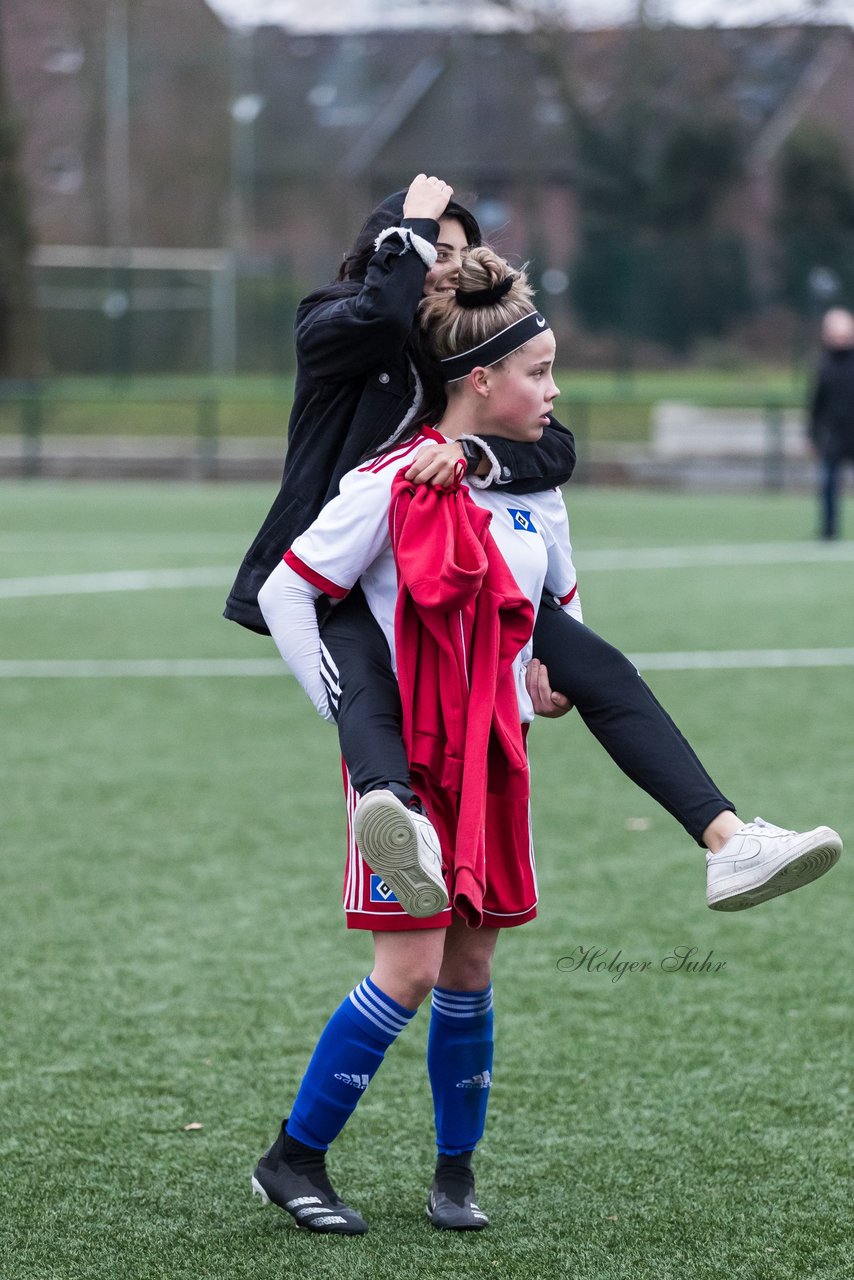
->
xmin=706 ymin=817 xmax=842 ymax=911
xmin=353 ymin=790 xmax=449 ymax=918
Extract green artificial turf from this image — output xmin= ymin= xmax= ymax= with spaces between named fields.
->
xmin=1 ymin=481 xmax=851 ymax=1279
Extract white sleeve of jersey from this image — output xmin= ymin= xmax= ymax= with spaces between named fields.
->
xmin=538 ymin=489 xmax=583 ymax=623
xmin=257 ymin=560 xmax=333 ymax=722
xmin=288 ymin=441 xmax=425 ymax=595
xmin=561 ymin=588 xmax=583 ymax=622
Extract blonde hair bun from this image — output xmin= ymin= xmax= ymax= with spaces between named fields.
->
xmin=420 ymin=246 xmax=536 ymax=364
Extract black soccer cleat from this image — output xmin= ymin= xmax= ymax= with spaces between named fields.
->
xmin=251 ymin=1119 xmax=368 ymax=1235
xmin=426 ymin=1154 xmax=489 ymax=1231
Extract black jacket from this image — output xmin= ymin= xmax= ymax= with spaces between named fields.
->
xmin=224 ymin=214 xmax=576 ymax=634
xmin=809 ymin=347 xmax=854 ymax=462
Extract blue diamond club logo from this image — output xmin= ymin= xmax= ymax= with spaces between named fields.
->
xmin=370 ymin=875 xmax=399 ymax=903
xmin=508 ymin=508 xmax=537 ymax=533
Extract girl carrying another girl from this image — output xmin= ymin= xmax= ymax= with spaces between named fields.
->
xmin=252 ymin=245 xmax=842 ymax=1236
xmin=226 ymin=175 xmax=841 ymax=923
xmin=252 ymin=247 xmax=582 ymax=1235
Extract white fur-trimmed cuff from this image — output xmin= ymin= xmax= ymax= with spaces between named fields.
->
xmin=460 ymin=434 xmax=502 ymax=489
xmin=374 ymin=226 xmax=438 ymax=268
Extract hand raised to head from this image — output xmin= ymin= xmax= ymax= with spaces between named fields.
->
xmin=403 ymin=174 xmax=454 ymax=223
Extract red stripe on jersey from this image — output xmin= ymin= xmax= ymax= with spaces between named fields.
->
xmin=558 ymin=584 xmax=578 ymax=606
xmin=283 ymin=549 xmax=348 ymax=599
xmin=358 ymin=426 xmax=446 ymax=474
xmin=419 ymin=425 xmax=446 ymax=443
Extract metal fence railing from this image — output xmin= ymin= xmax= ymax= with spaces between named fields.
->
xmin=0 ymin=379 xmax=812 ymax=490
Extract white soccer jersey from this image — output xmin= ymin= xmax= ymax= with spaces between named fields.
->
xmin=266 ymin=427 xmax=581 ymax=722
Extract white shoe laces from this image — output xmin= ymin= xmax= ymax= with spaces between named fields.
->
xmin=738 ymin=817 xmax=793 ymax=838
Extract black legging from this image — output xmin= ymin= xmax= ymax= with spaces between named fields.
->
xmin=319 ymin=587 xmax=733 ymax=847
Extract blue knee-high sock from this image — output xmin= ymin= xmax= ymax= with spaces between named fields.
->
xmin=288 ymin=975 xmax=416 ymax=1150
xmin=428 ymin=984 xmax=494 ymax=1156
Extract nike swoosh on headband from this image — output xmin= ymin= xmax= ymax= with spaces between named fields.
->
xmin=439 ymin=312 xmax=552 ymax=383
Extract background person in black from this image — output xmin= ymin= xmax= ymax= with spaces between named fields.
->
xmin=809 ymin=307 xmax=854 ymax=539
xmin=226 ymin=174 xmax=841 ymax=912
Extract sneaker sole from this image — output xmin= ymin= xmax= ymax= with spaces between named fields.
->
xmin=354 ymin=797 xmax=449 ymax=918
xmin=708 ymin=828 xmax=842 ymax=911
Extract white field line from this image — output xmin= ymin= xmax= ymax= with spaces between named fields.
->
xmin=577 ymin=540 xmax=854 ymax=571
xmin=0 ymin=567 xmax=235 ymax=598
xmin=0 ymin=659 xmax=285 ymax=677
xmin=629 ymin=648 xmax=854 ymax=671
xmin=0 ymin=533 xmax=246 ymax=548
xmin=2 ymin=542 xmax=853 ymax=677
xmin=1 ymin=650 xmax=854 ymax=678
xmin=2 ymin=540 xmax=853 ymax=599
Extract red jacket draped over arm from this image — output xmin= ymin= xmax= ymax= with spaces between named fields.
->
xmin=389 ymin=472 xmax=535 ymax=927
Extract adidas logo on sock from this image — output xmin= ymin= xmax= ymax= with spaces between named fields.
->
xmin=455 ymin=1070 xmax=492 ymax=1090
xmin=334 ymin=1072 xmax=370 ymax=1090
